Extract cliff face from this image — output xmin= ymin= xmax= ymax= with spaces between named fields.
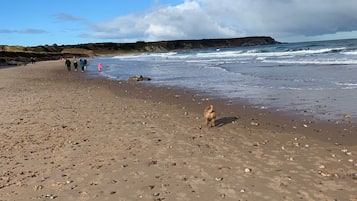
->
xmin=0 ymin=36 xmax=279 ymax=66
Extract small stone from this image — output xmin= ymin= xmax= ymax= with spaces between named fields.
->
xmin=318 ymin=165 xmax=326 ymax=169
xmin=244 ymin=168 xmax=252 ymax=173
xmin=250 ymin=121 xmax=259 ymax=126
xmin=215 ymin=177 xmax=223 ymax=181
xmin=343 ymin=114 xmax=351 ymax=119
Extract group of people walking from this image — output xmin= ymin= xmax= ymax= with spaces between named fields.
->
xmin=65 ymin=57 xmax=103 ymax=72
xmin=65 ymin=58 xmax=88 ymax=72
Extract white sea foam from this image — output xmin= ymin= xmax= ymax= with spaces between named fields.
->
xmin=343 ymin=50 xmax=357 ymax=55
xmin=262 ymin=59 xmax=357 ymax=65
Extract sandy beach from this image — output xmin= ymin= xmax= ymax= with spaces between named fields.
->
xmin=0 ymin=60 xmax=356 ymax=201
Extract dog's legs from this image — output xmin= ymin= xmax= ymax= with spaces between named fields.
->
xmin=211 ymin=119 xmax=215 ymax=127
xmin=205 ymin=118 xmax=209 ymax=126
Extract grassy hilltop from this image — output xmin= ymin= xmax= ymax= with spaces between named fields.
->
xmin=0 ymin=36 xmax=279 ymax=66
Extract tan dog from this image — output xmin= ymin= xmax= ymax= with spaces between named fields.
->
xmin=203 ymin=105 xmax=216 ymax=127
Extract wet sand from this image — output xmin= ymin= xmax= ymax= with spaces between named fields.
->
xmin=0 ymin=60 xmax=356 ymax=201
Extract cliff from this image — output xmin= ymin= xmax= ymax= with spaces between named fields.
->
xmin=0 ymin=36 xmax=279 ymax=66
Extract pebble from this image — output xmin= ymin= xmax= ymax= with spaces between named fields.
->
xmin=250 ymin=122 xmax=259 ymax=126
xmin=293 ymin=142 xmax=300 ymax=147
xmin=45 ymin=194 xmax=57 ymax=199
xmin=341 ymin=149 xmax=348 ymax=153
xmin=344 ymin=114 xmax=351 ymax=119
xmin=244 ymin=168 xmax=252 ymax=173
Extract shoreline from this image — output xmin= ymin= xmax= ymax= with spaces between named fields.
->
xmin=1 ymin=61 xmax=356 ymax=200
xmin=89 ymin=74 xmax=357 ymax=146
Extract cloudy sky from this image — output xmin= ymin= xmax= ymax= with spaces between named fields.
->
xmin=1 ymin=0 xmax=357 ymax=46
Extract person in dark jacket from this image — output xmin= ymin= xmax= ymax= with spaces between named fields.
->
xmin=73 ymin=58 xmax=78 ymax=71
xmin=65 ymin=59 xmax=71 ymax=71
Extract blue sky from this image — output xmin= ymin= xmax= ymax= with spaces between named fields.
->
xmin=1 ymin=0 xmax=357 ymax=46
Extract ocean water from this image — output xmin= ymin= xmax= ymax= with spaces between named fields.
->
xmin=87 ymin=38 xmax=357 ymax=121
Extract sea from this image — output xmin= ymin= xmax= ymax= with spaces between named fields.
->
xmin=86 ymin=38 xmax=357 ymax=122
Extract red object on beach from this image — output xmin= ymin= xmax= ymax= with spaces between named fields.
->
xmin=97 ymin=63 xmax=103 ymax=71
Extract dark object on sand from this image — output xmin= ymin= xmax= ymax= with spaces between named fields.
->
xmin=128 ymin=75 xmax=151 ymax=82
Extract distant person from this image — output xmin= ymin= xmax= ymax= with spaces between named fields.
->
xmin=97 ymin=63 xmax=103 ymax=71
xmin=84 ymin=59 xmax=88 ymax=71
xmin=30 ymin=57 xmax=36 ymax=64
xmin=79 ymin=59 xmax=85 ymax=72
xmin=65 ymin=59 xmax=71 ymax=71
xmin=73 ymin=59 xmax=78 ymax=71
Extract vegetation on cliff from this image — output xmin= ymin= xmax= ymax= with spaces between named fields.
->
xmin=0 ymin=36 xmax=279 ymax=66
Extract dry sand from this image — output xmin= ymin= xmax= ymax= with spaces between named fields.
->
xmin=0 ymin=60 xmax=356 ymax=201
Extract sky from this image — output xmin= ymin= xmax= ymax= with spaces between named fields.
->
xmin=1 ymin=0 xmax=357 ymax=46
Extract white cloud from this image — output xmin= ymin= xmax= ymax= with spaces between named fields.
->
xmin=86 ymin=0 xmax=357 ymax=42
